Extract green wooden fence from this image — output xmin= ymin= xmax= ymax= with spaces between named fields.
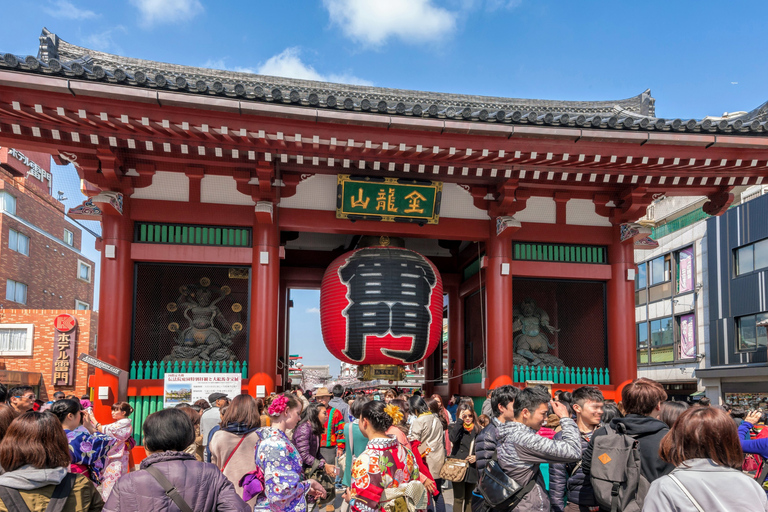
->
xmin=462 ymin=365 xmax=610 ymax=386
xmin=513 ymin=243 xmax=607 ymax=264
xmin=127 ymin=395 xmax=163 ymax=446
xmin=129 ymin=360 xmax=248 ymax=379
xmin=136 ymin=222 xmax=251 ymax=247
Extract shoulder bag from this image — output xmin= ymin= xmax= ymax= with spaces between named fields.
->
xmin=145 ymin=465 xmax=195 ymax=512
xmin=476 ymin=451 xmax=538 ymax=509
xmin=439 ymin=436 xmax=475 ymax=482
xmin=221 ymin=433 xmax=248 ymax=471
xmin=0 ymin=473 xmax=76 ymax=512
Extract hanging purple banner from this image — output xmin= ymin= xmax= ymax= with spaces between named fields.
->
xmin=678 ymin=247 xmax=694 ymax=293
xmin=680 ymin=313 xmax=696 ymax=359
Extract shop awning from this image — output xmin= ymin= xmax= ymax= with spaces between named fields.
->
xmin=690 ymin=390 xmax=706 ymax=397
xmin=0 ymin=370 xmax=42 ymax=387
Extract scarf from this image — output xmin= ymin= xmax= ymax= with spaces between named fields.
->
xmin=463 ymin=423 xmax=475 ymax=432
xmin=223 ymin=421 xmax=260 ymax=436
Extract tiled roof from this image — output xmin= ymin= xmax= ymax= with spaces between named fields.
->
xmin=1 ymin=28 xmax=767 ymax=135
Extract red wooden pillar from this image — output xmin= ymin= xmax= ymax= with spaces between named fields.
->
xmin=485 ymin=219 xmax=515 ymax=389
xmin=276 ymin=281 xmax=288 ymax=391
xmin=248 ymin=218 xmax=280 ymax=396
xmin=606 ymin=224 xmax=638 ymax=390
xmin=446 ymin=276 xmax=463 ymax=397
xmin=93 ymin=202 xmax=133 ymax=423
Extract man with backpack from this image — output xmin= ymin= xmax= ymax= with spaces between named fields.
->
xmin=550 ymin=386 xmax=605 ymax=512
xmin=495 ymin=386 xmax=581 ymax=511
xmin=582 ymin=378 xmax=673 ymax=511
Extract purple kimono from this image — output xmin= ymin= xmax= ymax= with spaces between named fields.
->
xmin=254 ymin=427 xmax=311 ymax=512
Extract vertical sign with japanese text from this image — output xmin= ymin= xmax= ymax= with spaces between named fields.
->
xmin=679 ymin=313 xmax=695 ymax=359
xmin=677 ymin=247 xmax=694 ymax=293
xmin=336 ymin=175 xmax=441 ymax=224
xmin=52 ymin=314 xmax=77 ymax=387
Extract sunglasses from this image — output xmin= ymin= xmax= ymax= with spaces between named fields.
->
xmin=16 ymin=394 xmax=36 ymax=400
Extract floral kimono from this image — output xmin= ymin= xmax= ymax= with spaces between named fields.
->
xmin=350 ymin=436 xmax=421 ymax=512
xmin=254 ymin=427 xmax=311 ymax=512
xmin=65 ymin=427 xmax=116 ymax=486
xmin=101 ymin=418 xmax=133 ymax=500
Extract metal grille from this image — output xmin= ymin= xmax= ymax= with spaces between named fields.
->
xmin=513 ymin=278 xmax=607 ymax=370
xmin=514 ymin=243 xmax=607 ymax=264
xmin=132 ymin=263 xmax=250 ymax=364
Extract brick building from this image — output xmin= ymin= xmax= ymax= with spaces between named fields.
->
xmin=0 ymin=147 xmax=97 ymax=398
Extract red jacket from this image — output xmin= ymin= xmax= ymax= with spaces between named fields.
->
xmin=320 ymin=407 xmax=346 ymax=449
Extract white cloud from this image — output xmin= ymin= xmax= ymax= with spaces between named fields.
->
xmin=130 ymin=0 xmax=203 ymax=26
xmin=485 ymin=0 xmax=522 ymax=10
xmin=44 ymin=0 xmax=98 ymax=19
xmin=305 ymin=307 xmax=321 ymax=314
xmin=202 ymin=49 xmax=373 ymax=86
xmin=82 ymin=26 xmax=126 ymax=54
xmin=323 ymin=0 xmax=457 ymax=46
xmin=257 ymin=48 xmax=372 ymax=85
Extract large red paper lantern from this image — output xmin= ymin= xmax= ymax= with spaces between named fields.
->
xmin=320 ymin=246 xmax=443 ymax=366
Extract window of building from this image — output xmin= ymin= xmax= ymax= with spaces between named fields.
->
xmin=78 ymin=261 xmax=92 ymax=282
xmin=636 ymin=262 xmax=647 ymax=290
xmin=649 ymin=255 xmax=672 ymax=286
xmin=64 ymin=229 xmax=74 ymax=246
xmin=5 ymin=280 xmax=27 ymax=304
xmin=650 ymin=317 xmax=674 ymax=363
xmin=0 ymin=324 xmax=34 ymax=356
xmin=737 ymin=312 xmax=768 ymax=352
xmin=8 ymin=229 xmax=29 ymax=256
xmin=0 ymin=191 xmax=16 ymax=215
xmin=637 ymin=322 xmax=649 ymax=364
xmin=75 ymin=300 xmax=90 ymax=310
xmin=735 ymin=238 xmax=768 ymax=276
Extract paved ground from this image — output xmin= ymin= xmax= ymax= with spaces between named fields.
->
xmin=327 ymin=484 xmax=455 ymax=511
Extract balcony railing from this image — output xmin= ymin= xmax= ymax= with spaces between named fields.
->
xmin=129 ymin=360 xmax=248 ymax=379
xmin=462 ymin=365 xmax=610 ymax=385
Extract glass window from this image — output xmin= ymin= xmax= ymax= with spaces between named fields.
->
xmin=650 ymin=317 xmax=674 ymax=363
xmin=0 ymin=324 xmax=34 ymax=356
xmin=636 ymin=263 xmax=647 ymax=290
xmin=0 ymin=192 xmax=16 ymax=215
xmin=738 ymin=312 xmax=768 ymax=351
xmin=637 ymin=322 xmax=649 ymax=364
xmin=5 ymin=280 xmax=27 ymax=304
xmin=78 ymin=261 xmax=91 ymax=282
xmin=64 ymin=229 xmax=74 ymax=246
xmin=736 ymin=246 xmax=755 ymax=275
xmin=755 ymin=239 xmax=768 ymax=272
xmin=75 ymin=300 xmax=90 ymax=310
xmin=8 ymin=229 xmax=29 ymax=256
xmin=649 ymin=257 xmax=665 ymax=285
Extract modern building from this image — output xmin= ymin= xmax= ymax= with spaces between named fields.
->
xmin=696 ymin=190 xmax=768 ymax=406
xmin=0 ymin=29 xmax=766 ymax=438
xmin=0 ymin=146 xmax=97 ymax=397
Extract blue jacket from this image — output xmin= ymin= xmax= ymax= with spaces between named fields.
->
xmin=475 ymin=417 xmax=500 ymax=474
xmin=739 ymin=422 xmax=768 ymax=459
xmin=549 ymin=427 xmax=599 ymax=512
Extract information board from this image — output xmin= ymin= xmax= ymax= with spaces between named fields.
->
xmin=163 ymin=372 xmax=242 ymax=408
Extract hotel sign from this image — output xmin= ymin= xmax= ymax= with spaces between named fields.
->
xmin=7 ymin=148 xmax=52 ymax=183
xmin=336 ymin=175 xmax=441 ymax=224
xmin=52 ymin=314 xmax=77 ymax=387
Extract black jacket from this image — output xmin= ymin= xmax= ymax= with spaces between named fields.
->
xmin=582 ymin=414 xmax=674 ymax=487
xmin=549 ymin=427 xmax=599 ymax=512
xmin=449 ymin=421 xmax=479 ymax=483
xmin=474 ymin=417 xmax=500 ymax=474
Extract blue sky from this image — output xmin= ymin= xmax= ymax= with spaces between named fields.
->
xmin=3 ymin=0 xmax=768 ymax=372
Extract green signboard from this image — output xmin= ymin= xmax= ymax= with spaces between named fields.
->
xmin=336 ymin=175 xmax=442 ymax=224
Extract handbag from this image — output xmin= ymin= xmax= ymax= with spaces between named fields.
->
xmin=476 ymin=453 xmax=539 ymax=509
xmin=304 ymin=459 xmax=337 ymax=506
xmin=439 ymin=437 xmax=475 ymax=482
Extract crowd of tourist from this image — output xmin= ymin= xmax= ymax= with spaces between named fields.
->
xmin=0 ymin=378 xmax=766 ymax=511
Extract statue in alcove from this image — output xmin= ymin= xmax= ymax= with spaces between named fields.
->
xmin=513 ymin=298 xmax=564 ymax=367
xmin=164 ymin=278 xmax=240 ymax=363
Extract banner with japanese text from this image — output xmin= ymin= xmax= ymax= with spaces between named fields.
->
xmin=677 ymin=247 xmax=694 ymax=293
xmin=52 ymin=314 xmax=77 ymax=387
xmin=163 ymin=372 xmax=241 ymax=408
xmin=679 ymin=313 xmax=696 ymax=359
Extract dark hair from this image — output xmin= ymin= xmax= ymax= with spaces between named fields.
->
xmin=513 ymin=387 xmax=551 ymax=418
xmin=52 ymin=391 xmax=65 ymax=400
xmin=572 ymin=386 xmax=605 ymax=408
xmin=143 ymin=408 xmax=196 ymax=452
xmin=222 ymin=394 xmax=261 ymax=428
xmin=50 ymin=398 xmax=81 ymax=423
xmin=0 ymin=383 xmax=6 ymax=403
xmin=360 ymin=400 xmax=393 ymax=433
xmin=601 ymin=402 xmax=623 ymax=423
xmin=0 ymin=411 xmax=71 ymax=471
xmin=299 ymin=402 xmax=327 ymax=436
xmin=491 ymin=385 xmax=520 ymax=418
xmin=177 ymin=406 xmax=201 ymax=427
xmin=269 ymin=392 xmax=301 ymax=417
xmin=622 ymin=378 xmax=667 ymax=416
xmin=458 ymin=396 xmax=475 ymax=408
xmin=332 ymin=384 xmax=344 ymax=397
xmin=111 ymin=401 xmax=134 ymax=416
xmin=456 ymin=403 xmax=479 ymax=433
xmin=194 ymin=399 xmax=211 ymax=411
xmin=0 ymin=404 xmax=16 ymax=440
xmin=659 ymin=401 xmax=689 ymax=428
xmin=7 ymin=386 xmax=34 ymax=402
xmin=659 ymin=406 xmax=744 ymax=469
xmin=409 ymin=396 xmax=429 ymax=416
xmin=350 ymin=397 xmax=368 ymax=419
xmin=555 ymin=390 xmax=573 ymax=404
xmin=426 ymin=397 xmax=448 ymax=429
xmin=477 ymin=414 xmax=491 ymax=428
xmin=730 ymin=407 xmax=746 ymax=419
xmin=697 ymin=397 xmax=711 ymax=407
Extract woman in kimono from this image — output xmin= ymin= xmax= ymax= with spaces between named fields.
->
xmin=346 ymin=401 xmax=423 ymax=512
xmin=51 ymin=398 xmax=115 ymax=490
xmin=92 ymin=401 xmax=134 ymax=499
xmin=255 ymin=392 xmax=327 ymax=512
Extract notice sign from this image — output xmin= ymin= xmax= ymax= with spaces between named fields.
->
xmin=163 ymin=373 xmax=241 ymax=408
xmin=680 ymin=313 xmax=696 ymax=359
xmin=678 ymin=247 xmax=694 ymax=293
xmin=52 ymin=314 xmax=77 ymax=387
xmin=336 ymin=175 xmax=441 ymax=224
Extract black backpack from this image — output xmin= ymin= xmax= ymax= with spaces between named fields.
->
xmin=0 ymin=473 xmax=76 ymax=512
xmin=589 ymin=422 xmax=649 ymax=512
